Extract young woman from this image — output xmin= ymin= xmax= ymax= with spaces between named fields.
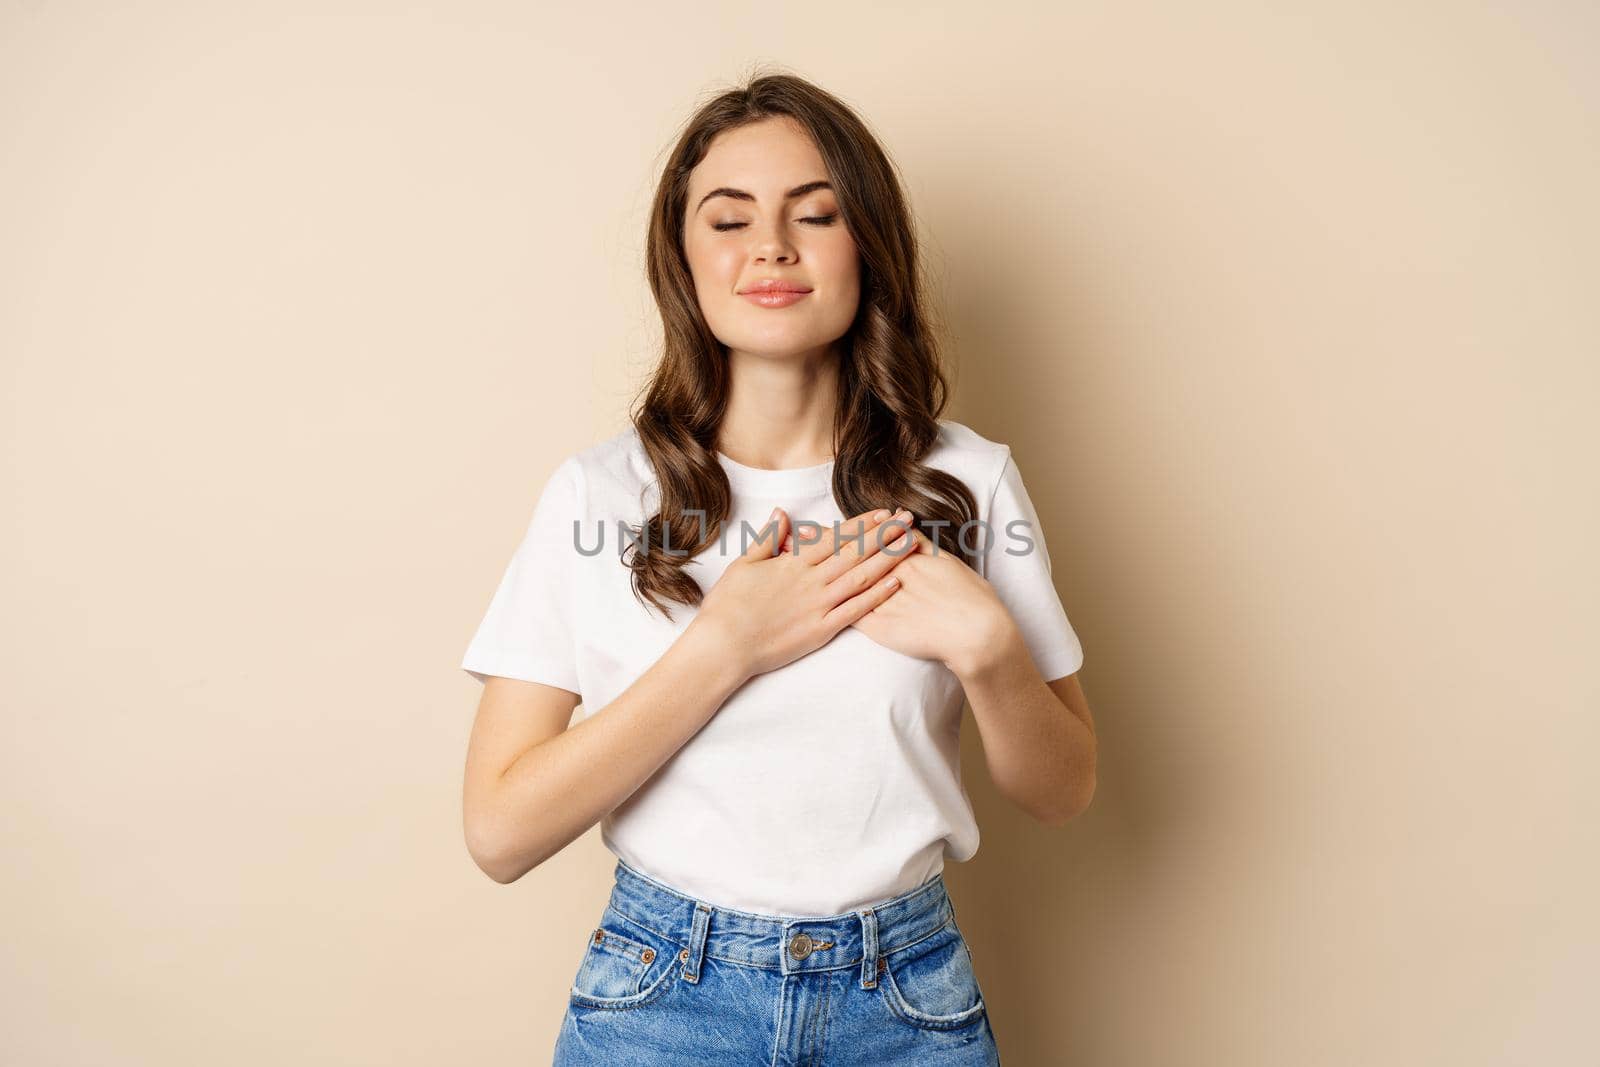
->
xmin=460 ymin=73 xmax=1097 ymax=1066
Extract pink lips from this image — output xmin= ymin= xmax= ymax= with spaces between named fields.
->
xmin=738 ymin=279 xmax=813 ymax=308
xmin=741 ymin=290 xmax=811 ymax=308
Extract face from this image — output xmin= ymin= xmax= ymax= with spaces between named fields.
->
xmin=681 ymin=117 xmax=861 ymax=360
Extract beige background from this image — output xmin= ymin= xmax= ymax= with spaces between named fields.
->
xmin=3 ymin=2 xmax=1596 ymax=1064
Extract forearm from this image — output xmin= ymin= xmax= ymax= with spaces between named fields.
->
xmin=483 ymin=619 xmax=748 ymax=878
xmin=952 ymin=620 xmax=1096 ymax=825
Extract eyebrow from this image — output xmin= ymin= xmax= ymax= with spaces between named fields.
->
xmin=694 ymin=179 xmax=833 ymax=215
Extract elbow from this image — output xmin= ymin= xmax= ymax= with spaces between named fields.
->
xmin=464 ymin=777 xmax=566 ymax=883
xmin=465 ymin=831 xmax=519 ymax=884
xmin=1037 ymin=767 xmax=1097 ymax=828
xmin=474 ymin=852 xmax=525 ymax=885
xmin=464 ymin=814 xmax=537 ymax=885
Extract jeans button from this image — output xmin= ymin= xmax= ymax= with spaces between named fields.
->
xmin=788 ymin=933 xmax=814 ymax=960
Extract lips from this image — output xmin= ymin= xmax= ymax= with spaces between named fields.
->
xmin=738 ymin=279 xmax=813 ymax=294
xmin=740 ymin=288 xmax=811 ymax=308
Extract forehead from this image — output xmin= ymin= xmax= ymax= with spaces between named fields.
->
xmin=688 ymin=117 xmax=830 ymax=198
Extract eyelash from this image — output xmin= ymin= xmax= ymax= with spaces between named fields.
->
xmin=711 ymin=213 xmax=839 ymax=232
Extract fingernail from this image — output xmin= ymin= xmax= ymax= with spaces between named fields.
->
xmin=873 ymin=509 xmax=890 ymax=521
xmin=894 ymin=508 xmax=911 ymax=522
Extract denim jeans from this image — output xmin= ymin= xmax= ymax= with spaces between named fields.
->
xmin=552 ymin=858 xmax=1001 ymax=1066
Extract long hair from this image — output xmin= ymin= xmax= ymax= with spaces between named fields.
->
xmin=626 ymin=71 xmax=979 ymax=618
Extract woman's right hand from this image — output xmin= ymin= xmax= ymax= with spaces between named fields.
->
xmin=690 ymin=506 xmax=918 ymax=682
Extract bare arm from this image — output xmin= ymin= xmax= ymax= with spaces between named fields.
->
xmin=461 ymin=505 xmax=915 ymax=883
xmin=463 ymin=617 xmax=747 ymax=883
xmin=847 ymin=523 xmax=1098 ymax=828
xmin=952 ymin=620 xmax=1098 ymax=826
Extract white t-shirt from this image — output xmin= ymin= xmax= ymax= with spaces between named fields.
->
xmin=461 ymin=418 xmax=1084 ymax=916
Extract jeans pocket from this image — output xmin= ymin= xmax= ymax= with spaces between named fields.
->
xmin=568 ymin=908 xmax=681 ymax=1011
xmin=878 ymin=919 xmax=989 ymax=1031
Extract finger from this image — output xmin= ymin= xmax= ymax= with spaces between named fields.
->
xmin=815 ymin=508 xmax=913 ymax=583
xmin=908 ymin=527 xmax=946 ymax=557
xmin=822 ymin=568 xmax=904 ymax=632
xmin=821 ymin=526 xmax=917 ymax=609
xmin=797 ymin=507 xmax=904 ymax=570
xmin=742 ymin=507 xmax=789 ymax=561
xmin=784 ymin=519 xmax=841 ymax=561
xmin=793 ymin=507 xmax=890 ymax=567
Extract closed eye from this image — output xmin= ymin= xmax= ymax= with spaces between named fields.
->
xmin=712 ymin=214 xmax=839 ymax=232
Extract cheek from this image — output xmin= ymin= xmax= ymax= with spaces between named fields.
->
xmin=685 ymin=237 xmax=741 ymax=285
xmin=808 ymin=243 xmax=860 ymax=318
xmin=817 ymin=232 xmax=860 ymax=281
xmin=823 ymin=243 xmax=862 ymax=309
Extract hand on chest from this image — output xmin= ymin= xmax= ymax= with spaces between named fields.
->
xmin=575 ymin=512 xmax=965 ymax=733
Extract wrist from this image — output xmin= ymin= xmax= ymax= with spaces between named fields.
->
xmin=678 ymin=614 xmax=755 ymax=693
xmin=946 ymin=611 xmax=1023 ymax=682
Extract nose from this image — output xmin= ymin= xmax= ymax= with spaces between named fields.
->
xmin=753 ymin=244 xmax=794 ymax=264
xmin=750 ymin=220 xmax=797 ymax=264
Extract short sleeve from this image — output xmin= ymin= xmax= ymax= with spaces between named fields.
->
xmin=979 ymin=451 xmax=1085 ymax=681
xmin=460 ymin=455 xmax=585 ymax=694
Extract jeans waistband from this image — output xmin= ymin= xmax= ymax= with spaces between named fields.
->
xmin=604 ymin=858 xmax=955 ymax=986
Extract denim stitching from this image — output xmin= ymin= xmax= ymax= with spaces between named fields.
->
xmin=568 ymin=956 xmax=680 ymax=1013
xmin=605 ymin=908 xmax=685 ymax=961
xmin=811 ymin=970 xmax=833 ymax=1066
xmin=880 ymin=964 xmax=987 ymax=1031
xmin=606 ymin=905 xmax=954 ymax=972
xmin=876 ymin=930 xmax=988 ymax=1031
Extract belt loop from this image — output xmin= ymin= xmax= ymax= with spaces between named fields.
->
xmin=681 ymin=903 xmax=712 ymax=984
xmin=858 ymin=907 xmax=879 ymax=989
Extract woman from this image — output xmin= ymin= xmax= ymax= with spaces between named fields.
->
xmin=460 ymin=72 xmax=1096 ymax=1066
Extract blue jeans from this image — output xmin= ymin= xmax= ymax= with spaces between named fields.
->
xmin=552 ymin=858 xmax=1002 ymax=1066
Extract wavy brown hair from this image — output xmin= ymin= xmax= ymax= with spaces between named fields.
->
xmin=626 ymin=71 xmax=980 ymax=618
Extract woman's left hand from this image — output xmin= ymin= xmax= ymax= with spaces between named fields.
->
xmin=839 ymin=525 xmax=1014 ymax=674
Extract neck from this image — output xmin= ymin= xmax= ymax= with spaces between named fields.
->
xmin=716 ymin=343 xmax=842 ymax=468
